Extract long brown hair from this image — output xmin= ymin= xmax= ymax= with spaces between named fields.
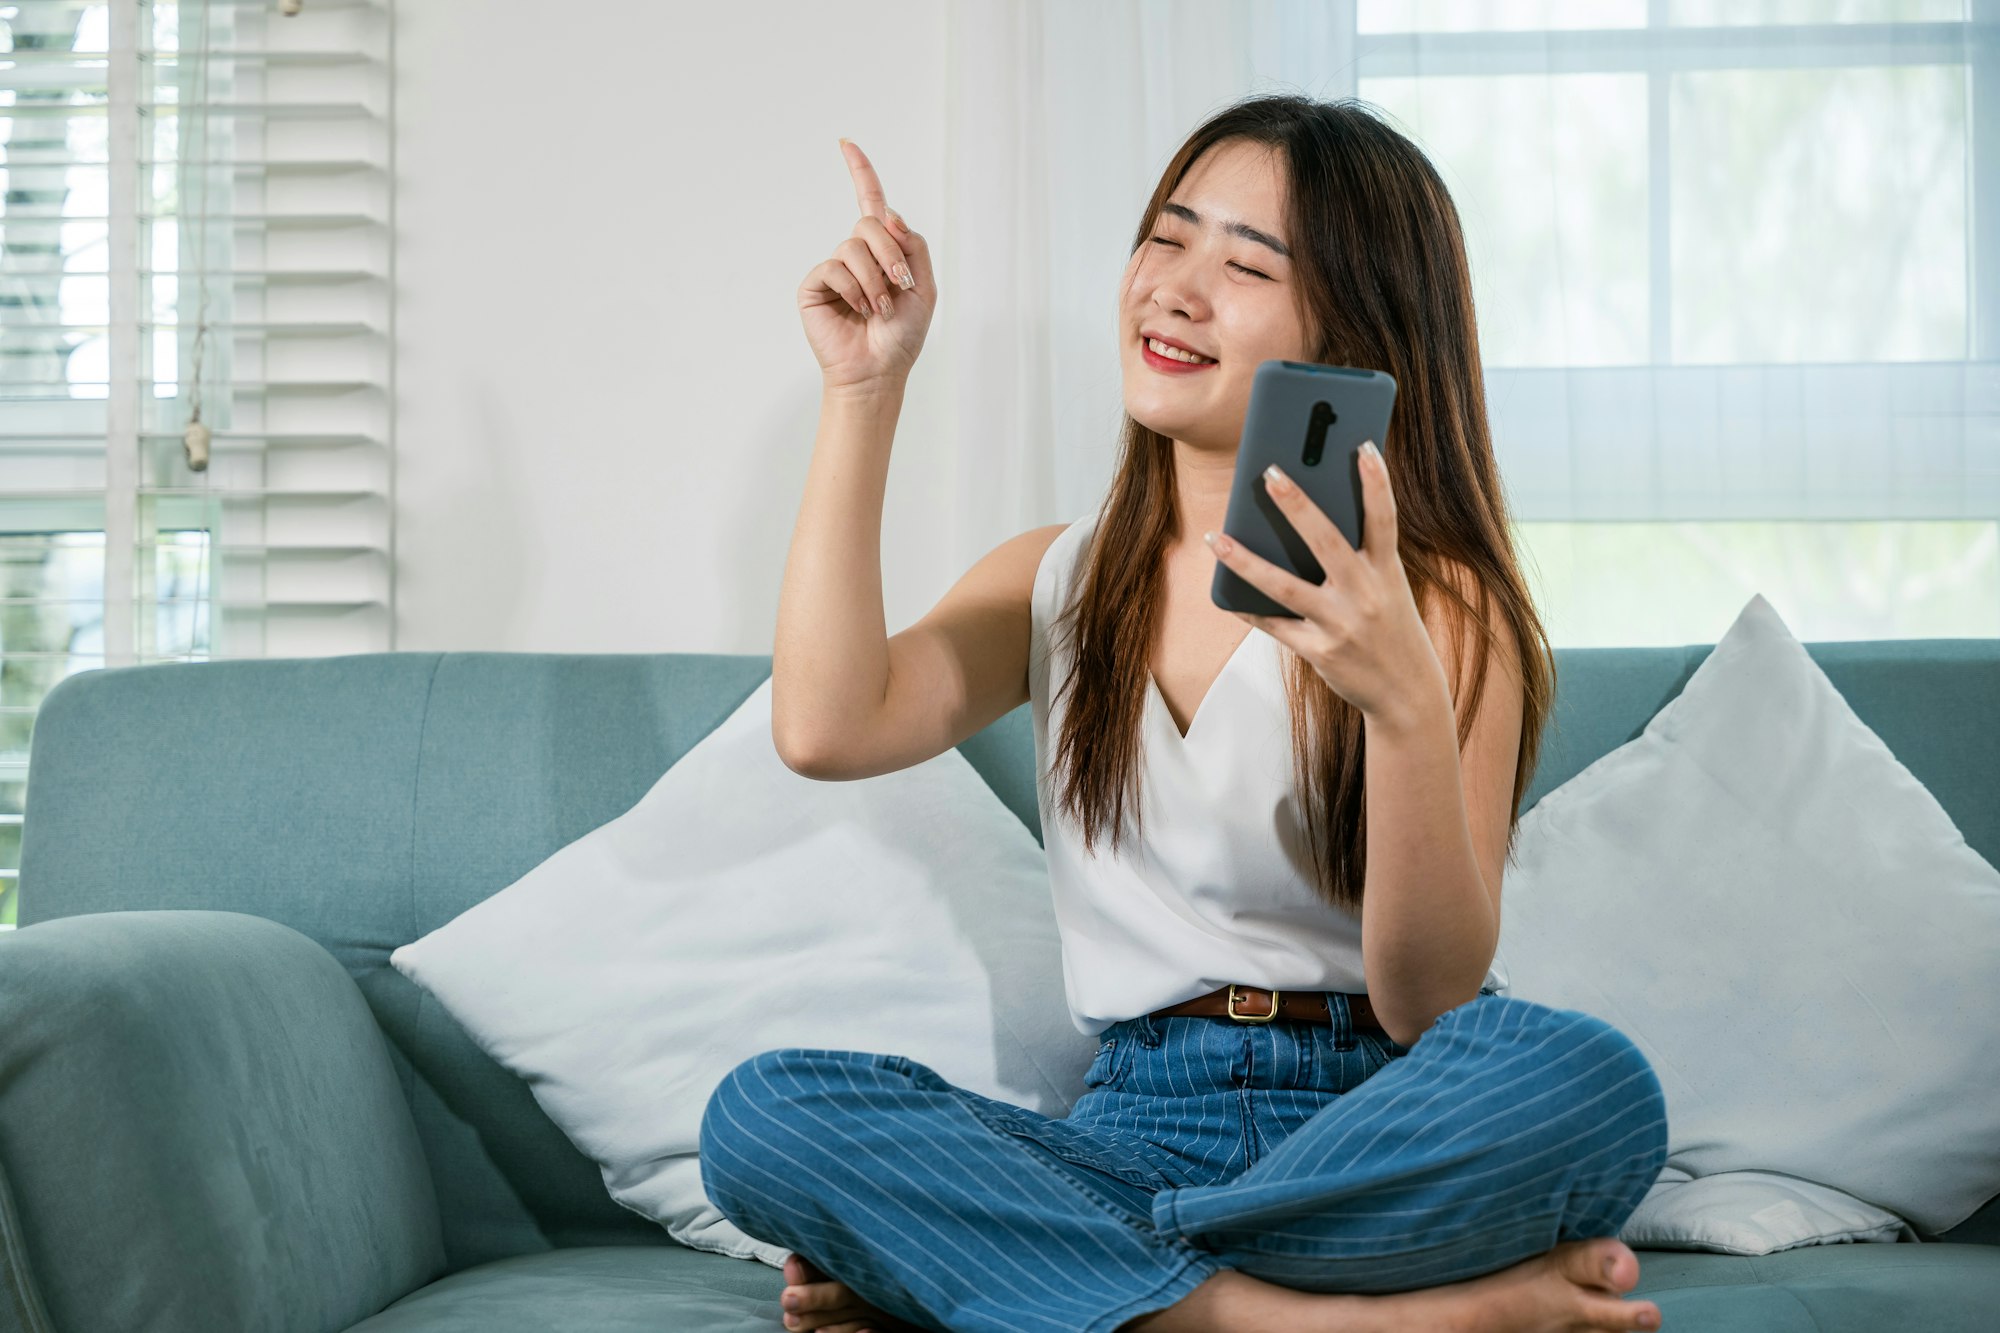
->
xmin=1044 ymin=93 xmax=1556 ymax=917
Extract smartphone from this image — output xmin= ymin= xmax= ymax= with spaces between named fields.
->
xmin=1211 ymin=359 xmax=1397 ymax=619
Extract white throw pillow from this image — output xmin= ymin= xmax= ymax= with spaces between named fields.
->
xmin=390 ymin=676 xmax=1093 ymax=1268
xmin=1621 ymin=1167 xmax=1916 ymax=1255
xmin=1494 ymin=592 xmax=2000 ymax=1243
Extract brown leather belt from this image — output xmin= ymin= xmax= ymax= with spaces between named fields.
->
xmin=1149 ymin=984 xmax=1386 ymax=1035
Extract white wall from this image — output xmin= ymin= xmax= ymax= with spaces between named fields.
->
xmin=393 ymin=1 xmax=955 ymax=652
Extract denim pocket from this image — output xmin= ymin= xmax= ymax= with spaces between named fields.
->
xmin=1083 ymin=1031 xmax=1133 ymax=1092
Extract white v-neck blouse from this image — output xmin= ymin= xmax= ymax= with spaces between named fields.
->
xmin=1028 ymin=510 xmax=1503 ymax=1037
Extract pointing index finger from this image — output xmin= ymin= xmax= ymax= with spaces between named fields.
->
xmin=839 ymin=137 xmax=890 ymax=221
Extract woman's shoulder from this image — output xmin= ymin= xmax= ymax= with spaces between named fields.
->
xmin=1035 ymin=510 xmax=1101 ymax=584
xmin=1025 ymin=511 xmax=1102 ymax=622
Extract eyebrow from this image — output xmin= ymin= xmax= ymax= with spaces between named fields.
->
xmin=1158 ymin=201 xmax=1292 ymax=260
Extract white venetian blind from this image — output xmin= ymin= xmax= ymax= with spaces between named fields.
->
xmin=0 ymin=0 xmax=395 ymax=927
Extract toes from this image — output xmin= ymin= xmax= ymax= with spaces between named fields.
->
xmin=1584 ymin=1293 xmax=1660 ymax=1331
xmin=1600 ymin=1240 xmax=1641 ymax=1294
xmin=1560 ymin=1236 xmax=1638 ymax=1294
xmin=806 ymin=1279 xmax=855 ymax=1309
xmin=785 ymin=1279 xmax=852 ymax=1315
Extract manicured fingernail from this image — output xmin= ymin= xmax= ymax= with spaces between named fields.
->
xmin=893 ymin=262 xmax=913 ymax=289
xmin=1362 ymin=439 xmax=1379 ymax=459
xmin=1204 ymin=530 xmax=1232 ymax=554
xmin=876 ymin=293 xmax=893 ymax=317
xmin=1263 ymin=463 xmax=1292 ymax=493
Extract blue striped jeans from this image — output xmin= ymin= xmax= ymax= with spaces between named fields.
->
xmin=698 ymin=991 xmax=1669 ymax=1333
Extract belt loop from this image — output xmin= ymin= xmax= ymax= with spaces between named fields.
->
xmin=1138 ymin=1010 xmax=1162 ymax=1046
xmin=1328 ymin=991 xmax=1356 ymax=1051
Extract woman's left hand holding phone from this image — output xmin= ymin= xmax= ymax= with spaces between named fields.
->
xmin=1205 ymin=442 xmax=1445 ymax=729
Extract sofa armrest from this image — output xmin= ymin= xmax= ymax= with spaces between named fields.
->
xmin=0 ymin=910 xmax=444 ymax=1333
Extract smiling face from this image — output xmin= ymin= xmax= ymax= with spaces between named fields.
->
xmin=1120 ymin=138 xmax=1314 ymax=467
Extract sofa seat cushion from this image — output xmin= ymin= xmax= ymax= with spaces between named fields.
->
xmin=336 ymin=1240 xmax=2000 ymax=1332
xmin=1629 ymin=1243 xmax=2000 ymax=1332
xmin=343 ymin=1245 xmax=788 ymax=1332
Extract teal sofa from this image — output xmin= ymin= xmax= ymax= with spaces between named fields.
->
xmin=3 ymin=644 xmax=1997 ymax=1332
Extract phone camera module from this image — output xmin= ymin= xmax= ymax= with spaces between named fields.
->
xmin=1301 ymin=401 xmax=1335 ymax=468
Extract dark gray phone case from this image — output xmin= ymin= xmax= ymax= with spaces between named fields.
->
xmin=1211 ymin=359 xmax=1397 ymax=619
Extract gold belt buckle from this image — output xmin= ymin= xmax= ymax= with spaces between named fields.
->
xmin=1227 ymin=984 xmax=1280 ymax=1023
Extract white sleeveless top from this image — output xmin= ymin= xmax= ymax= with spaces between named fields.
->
xmin=1028 ymin=510 xmax=1505 ymax=1037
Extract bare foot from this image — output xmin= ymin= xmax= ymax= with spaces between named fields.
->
xmin=1126 ymin=1236 xmax=1662 ymax=1332
xmin=778 ymin=1251 xmax=927 ymax=1333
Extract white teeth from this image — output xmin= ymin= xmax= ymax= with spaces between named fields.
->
xmin=1146 ymin=336 xmax=1216 ymax=364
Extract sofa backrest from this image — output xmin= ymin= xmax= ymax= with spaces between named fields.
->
xmin=20 ymin=640 xmax=2000 ymax=1269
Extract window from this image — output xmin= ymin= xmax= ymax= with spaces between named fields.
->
xmin=0 ymin=0 xmax=394 ymax=928
xmin=1352 ymin=0 xmax=1997 ymax=645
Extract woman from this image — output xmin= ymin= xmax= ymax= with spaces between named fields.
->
xmin=700 ymin=95 xmax=1669 ymax=1333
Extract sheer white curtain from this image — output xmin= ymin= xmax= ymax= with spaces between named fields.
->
xmin=945 ymin=0 xmax=1997 ymax=646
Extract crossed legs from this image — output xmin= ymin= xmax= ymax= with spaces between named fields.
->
xmin=699 ymin=995 xmax=1668 ymax=1333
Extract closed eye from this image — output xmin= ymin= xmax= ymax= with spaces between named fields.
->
xmin=1148 ymin=235 xmax=1270 ymax=281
